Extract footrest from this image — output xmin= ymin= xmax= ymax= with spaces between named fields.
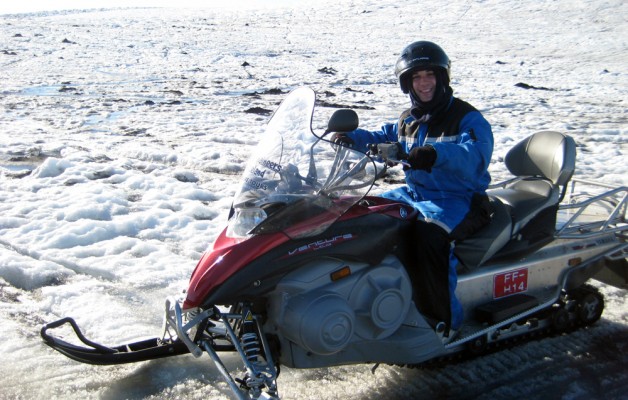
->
xmin=475 ymin=294 xmax=539 ymax=324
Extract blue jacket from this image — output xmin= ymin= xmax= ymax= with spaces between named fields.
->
xmin=348 ymin=96 xmax=493 ymax=230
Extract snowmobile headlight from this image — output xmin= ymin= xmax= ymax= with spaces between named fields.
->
xmin=226 ymin=207 xmax=268 ymax=238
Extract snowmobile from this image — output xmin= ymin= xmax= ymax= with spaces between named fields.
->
xmin=41 ymin=87 xmax=627 ymax=399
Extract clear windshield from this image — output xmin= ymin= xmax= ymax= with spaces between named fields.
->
xmin=226 ymin=87 xmax=377 ymax=240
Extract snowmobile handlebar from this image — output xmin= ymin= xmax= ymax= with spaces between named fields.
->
xmin=368 ymin=142 xmax=410 ymax=168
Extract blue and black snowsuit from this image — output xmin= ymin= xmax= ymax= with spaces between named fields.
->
xmin=346 ymin=95 xmax=493 ymax=331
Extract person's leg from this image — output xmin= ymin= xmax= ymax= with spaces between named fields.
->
xmin=448 ymin=253 xmax=463 ymax=331
xmin=382 ymin=188 xmax=464 ymax=332
xmin=412 ymin=220 xmax=452 ymax=331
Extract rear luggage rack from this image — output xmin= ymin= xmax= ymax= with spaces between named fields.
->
xmin=558 ymin=179 xmax=627 ymax=239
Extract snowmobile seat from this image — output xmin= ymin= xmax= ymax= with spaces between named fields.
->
xmin=454 ymin=196 xmax=512 ymax=272
xmin=455 ymin=131 xmax=576 ymax=272
xmin=488 ymin=131 xmax=576 ymax=237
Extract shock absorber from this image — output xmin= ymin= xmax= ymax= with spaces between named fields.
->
xmin=240 ymin=307 xmax=261 ymax=363
xmin=241 ymin=332 xmax=261 ymax=363
xmin=225 ymin=304 xmax=279 ymax=398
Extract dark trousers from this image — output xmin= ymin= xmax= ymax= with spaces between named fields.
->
xmin=411 ymin=220 xmax=452 ymax=330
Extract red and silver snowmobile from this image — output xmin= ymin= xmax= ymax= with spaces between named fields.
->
xmin=41 ymin=87 xmax=627 ymax=399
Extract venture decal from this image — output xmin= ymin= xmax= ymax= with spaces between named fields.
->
xmin=287 ymin=233 xmax=356 ymax=257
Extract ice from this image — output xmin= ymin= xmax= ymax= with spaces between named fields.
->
xmin=0 ymin=0 xmax=626 ymax=399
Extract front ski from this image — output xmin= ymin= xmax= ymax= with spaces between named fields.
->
xmin=40 ymin=317 xmax=190 ymax=365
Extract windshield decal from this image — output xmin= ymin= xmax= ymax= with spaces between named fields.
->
xmin=243 ymin=176 xmax=269 ymax=191
xmin=259 ymin=159 xmax=283 ymax=173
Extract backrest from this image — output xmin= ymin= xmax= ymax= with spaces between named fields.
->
xmin=505 ymin=131 xmax=576 ymax=186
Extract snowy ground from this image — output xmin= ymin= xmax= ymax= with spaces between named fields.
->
xmin=0 ymin=0 xmax=626 ymax=399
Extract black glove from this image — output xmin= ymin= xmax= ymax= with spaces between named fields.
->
xmin=407 ymin=145 xmax=437 ymax=172
xmin=330 ymin=132 xmax=354 ymax=147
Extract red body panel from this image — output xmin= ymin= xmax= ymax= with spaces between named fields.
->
xmin=183 ymin=196 xmax=417 ymax=309
xmin=183 ymin=230 xmax=289 ymax=309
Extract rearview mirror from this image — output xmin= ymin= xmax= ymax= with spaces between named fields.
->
xmin=327 ymin=109 xmax=359 ymax=133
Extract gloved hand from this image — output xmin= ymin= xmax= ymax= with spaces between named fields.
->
xmin=330 ymin=132 xmax=354 ymax=147
xmin=407 ymin=145 xmax=437 ymax=172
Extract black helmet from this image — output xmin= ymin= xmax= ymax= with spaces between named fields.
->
xmin=395 ymin=41 xmax=451 ymax=93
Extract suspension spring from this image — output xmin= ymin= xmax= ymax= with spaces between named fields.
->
xmin=241 ymin=332 xmax=261 ymax=363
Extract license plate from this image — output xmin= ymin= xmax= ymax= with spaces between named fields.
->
xmin=493 ymin=268 xmax=529 ymax=299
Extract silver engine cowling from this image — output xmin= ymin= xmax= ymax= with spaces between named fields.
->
xmin=265 ymin=255 xmax=414 ymax=363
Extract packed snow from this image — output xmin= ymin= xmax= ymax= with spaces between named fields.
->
xmin=0 ymin=0 xmax=626 ymax=399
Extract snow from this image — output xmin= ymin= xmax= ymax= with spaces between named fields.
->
xmin=0 ymin=0 xmax=626 ymax=399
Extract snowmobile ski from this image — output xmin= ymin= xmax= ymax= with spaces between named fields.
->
xmin=40 ymin=317 xmax=191 ymax=365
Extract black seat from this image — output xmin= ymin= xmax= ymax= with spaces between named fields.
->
xmin=455 ymin=131 xmax=576 ymax=271
xmin=455 ymin=196 xmax=512 ymax=271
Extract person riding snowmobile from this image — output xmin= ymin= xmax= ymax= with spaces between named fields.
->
xmin=333 ymin=41 xmax=494 ymax=337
